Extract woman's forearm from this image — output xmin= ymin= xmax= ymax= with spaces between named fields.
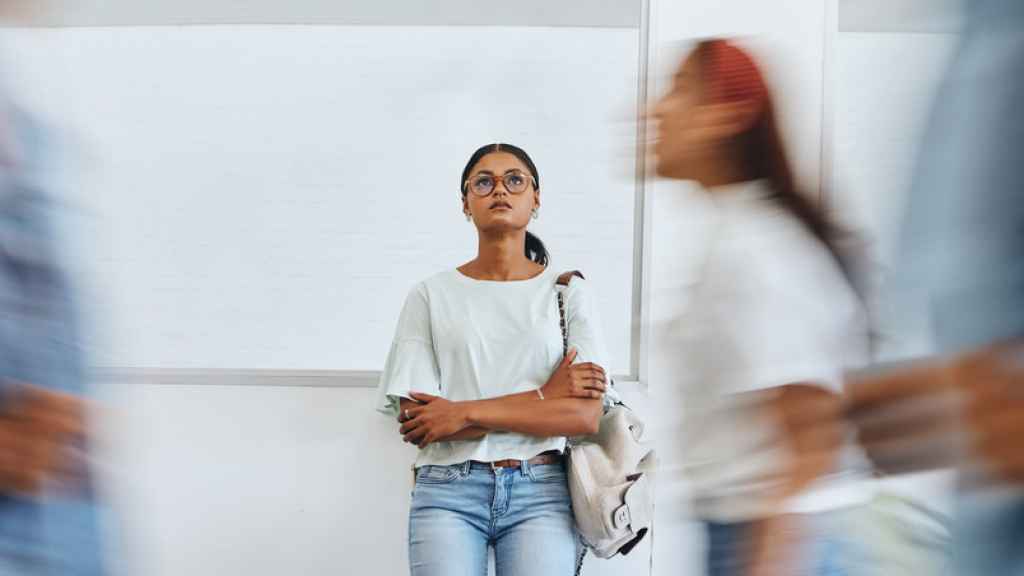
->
xmin=398 ymin=385 xmax=604 ymax=447
xmin=463 ymin=395 xmax=602 ymax=437
xmin=400 ymin=398 xmax=489 ymax=442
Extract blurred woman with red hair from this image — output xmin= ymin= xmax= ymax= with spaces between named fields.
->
xmin=652 ymin=39 xmax=873 ymax=575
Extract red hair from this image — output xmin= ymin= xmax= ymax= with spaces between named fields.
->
xmin=694 ymin=39 xmax=861 ymax=293
xmin=701 ymin=39 xmax=769 ymax=106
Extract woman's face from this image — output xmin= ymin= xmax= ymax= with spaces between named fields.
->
xmin=463 ymin=152 xmax=539 ymax=234
xmin=651 ymin=53 xmax=706 ymax=179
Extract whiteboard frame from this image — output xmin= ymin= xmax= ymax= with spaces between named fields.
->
xmin=10 ymin=0 xmax=642 ymax=29
xmin=61 ymin=3 xmax=654 ymax=388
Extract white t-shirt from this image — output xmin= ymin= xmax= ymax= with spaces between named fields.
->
xmin=375 ymin=266 xmax=614 ymax=468
xmin=672 ymin=180 xmax=873 ymax=522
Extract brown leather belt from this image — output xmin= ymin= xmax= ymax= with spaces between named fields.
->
xmin=475 ymin=450 xmax=563 ymax=470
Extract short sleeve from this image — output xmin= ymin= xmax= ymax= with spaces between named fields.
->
xmin=374 ymin=284 xmax=442 ymax=417
xmin=562 ymin=276 xmax=621 ymax=407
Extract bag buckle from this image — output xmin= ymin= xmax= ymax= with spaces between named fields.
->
xmin=613 ymin=504 xmax=631 ymax=529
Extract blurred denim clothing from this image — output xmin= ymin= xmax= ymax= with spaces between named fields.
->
xmin=704 ymin=502 xmax=951 ymax=576
xmin=705 ymin=513 xmax=858 ymax=576
xmin=952 ymin=488 xmax=1024 ymax=576
xmin=894 ymin=0 xmax=1024 ymax=354
xmin=0 ymin=101 xmax=105 ymax=575
xmin=887 ymin=0 xmax=1024 ymax=573
xmin=408 ymin=460 xmax=578 ymax=576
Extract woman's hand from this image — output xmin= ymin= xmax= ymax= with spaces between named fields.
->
xmin=0 ymin=384 xmax=90 ymax=496
xmin=770 ymin=385 xmax=845 ymax=495
xmin=739 ymin=384 xmax=844 ymax=503
xmin=400 ymin=393 xmax=472 ymax=448
xmin=955 ymin=345 xmax=1024 ymax=484
xmin=847 ymin=342 xmax=1024 ymax=485
xmin=541 ymin=348 xmax=608 ymax=400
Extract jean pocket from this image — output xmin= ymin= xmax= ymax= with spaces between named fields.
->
xmin=415 ymin=465 xmax=463 ymax=485
xmin=529 ymin=463 xmax=568 ymax=483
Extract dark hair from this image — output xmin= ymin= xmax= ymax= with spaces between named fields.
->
xmin=694 ymin=40 xmax=865 ymax=295
xmin=460 ymin=143 xmax=549 ymax=267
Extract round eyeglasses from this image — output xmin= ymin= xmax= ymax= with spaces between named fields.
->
xmin=463 ymin=170 xmax=536 ymax=197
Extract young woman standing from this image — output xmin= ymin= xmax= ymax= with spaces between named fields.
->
xmin=376 ymin=143 xmax=616 ymax=576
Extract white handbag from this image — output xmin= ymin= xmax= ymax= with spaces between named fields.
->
xmin=555 ymin=272 xmax=658 ymax=564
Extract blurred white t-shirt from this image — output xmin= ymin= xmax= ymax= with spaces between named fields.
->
xmin=674 ymin=179 xmax=873 ymax=522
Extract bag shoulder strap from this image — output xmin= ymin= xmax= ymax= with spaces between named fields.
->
xmin=557 ymin=270 xmax=584 ymax=287
xmin=556 ymin=269 xmax=623 ymax=407
xmin=555 ymin=271 xmax=583 ymax=355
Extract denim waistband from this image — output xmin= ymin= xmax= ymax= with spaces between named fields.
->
xmin=420 ymin=458 xmax=566 ymax=475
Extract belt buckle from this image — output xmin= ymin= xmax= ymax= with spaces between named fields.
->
xmin=491 ymin=459 xmax=515 ymax=472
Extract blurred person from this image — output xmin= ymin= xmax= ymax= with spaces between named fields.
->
xmin=0 ymin=4 xmax=107 ymax=574
xmin=845 ymin=0 xmax=1024 ymax=573
xmin=374 ymin=143 xmax=618 ymax=576
xmin=651 ymin=39 xmax=874 ymax=575
xmin=0 ymin=69 xmax=105 ymax=576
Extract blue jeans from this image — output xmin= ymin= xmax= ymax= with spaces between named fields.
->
xmin=705 ymin=516 xmax=855 ymax=576
xmin=953 ymin=492 xmax=1024 ymax=575
xmin=0 ymin=494 xmax=105 ymax=576
xmin=408 ymin=460 xmax=579 ymax=576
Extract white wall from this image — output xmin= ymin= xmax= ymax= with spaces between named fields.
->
xmin=98 ymin=385 xmax=415 ymax=575
xmin=822 ymin=2 xmax=963 ymax=514
xmin=97 ymin=381 xmax=653 ymax=576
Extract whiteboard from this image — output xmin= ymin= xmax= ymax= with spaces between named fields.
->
xmin=0 ymin=26 xmax=640 ymax=374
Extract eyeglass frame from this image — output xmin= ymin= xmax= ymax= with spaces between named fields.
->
xmin=462 ymin=169 xmax=538 ymax=197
